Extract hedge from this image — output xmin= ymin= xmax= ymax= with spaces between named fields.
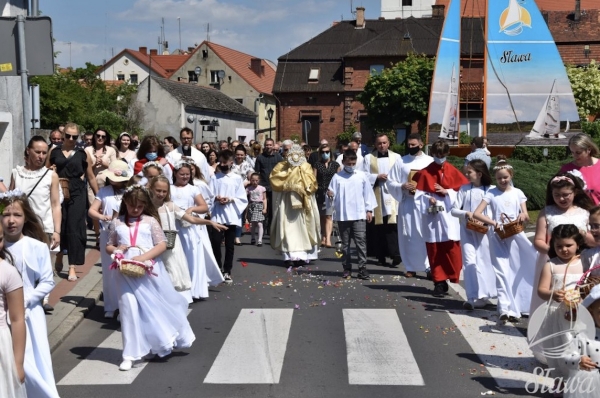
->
xmin=447 ymin=156 xmax=568 ymax=210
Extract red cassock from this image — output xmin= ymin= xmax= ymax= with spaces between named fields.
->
xmin=414 ymin=162 xmax=468 ymax=283
xmin=133 ymin=157 xmax=173 ymax=175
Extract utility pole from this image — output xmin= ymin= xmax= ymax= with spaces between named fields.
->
xmin=67 ymin=42 xmax=72 ymax=69
xmin=177 ymin=17 xmax=181 ymax=52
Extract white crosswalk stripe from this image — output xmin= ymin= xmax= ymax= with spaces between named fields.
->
xmin=57 ymin=309 xmax=192 ymax=386
xmin=343 ymin=309 xmax=424 ymax=385
xmin=204 ymin=309 xmax=294 ymax=384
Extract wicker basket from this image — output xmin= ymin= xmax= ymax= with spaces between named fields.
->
xmin=163 ymin=204 xmax=178 ymax=250
xmin=577 ymin=264 xmax=600 ymax=300
xmin=494 ymin=213 xmax=524 ymax=239
xmin=119 ymin=259 xmax=150 ymax=278
xmin=164 ymin=230 xmax=177 ymax=250
xmin=466 ymin=218 xmax=489 ymax=234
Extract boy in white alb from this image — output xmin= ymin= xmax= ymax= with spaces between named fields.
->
xmin=209 ymin=150 xmax=248 ymax=283
xmin=328 ymin=150 xmax=377 ymax=280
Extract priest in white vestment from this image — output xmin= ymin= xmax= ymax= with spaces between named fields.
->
xmin=362 ymin=134 xmax=401 ymax=266
xmin=166 ymin=127 xmax=211 ymax=180
xmin=269 ymin=144 xmax=321 ymax=266
xmin=387 ymin=133 xmax=433 ymax=277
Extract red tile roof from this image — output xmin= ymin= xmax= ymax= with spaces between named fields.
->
xmin=547 ymin=9 xmax=600 ymax=42
xmin=97 ymin=49 xmax=191 ymax=78
xmin=192 ymin=41 xmax=276 ymax=94
xmin=435 ymin=0 xmax=598 ymax=16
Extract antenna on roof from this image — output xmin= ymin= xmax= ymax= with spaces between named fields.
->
xmin=350 ymin=0 xmax=355 ymax=16
xmin=207 ymin=23 xmax=210 ymax=42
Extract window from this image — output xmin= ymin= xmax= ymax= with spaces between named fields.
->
xmin=402 ymin=0 xmax=413 ymax=5
xmin=235 ymin=98 xmax=243 ymax=105
xmin=117 ymin=74 xmax=125 ymax=81
xmin=210 ymin=70 xmax=221 ymax=84
xmin=188 ymin=71 xmax=198 ymax=82
xmin=308 ymin=68 xmax=319 ymax=83
xmin=129 ymin=74 xmax=138 ymax=84
xmin=370 ymin=65 xmax=384 ymax=76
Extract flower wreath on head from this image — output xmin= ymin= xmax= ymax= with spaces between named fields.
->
xmin=124 ymin=184 xmax=149 ymax=195
xmin=0 ymin=189 xmax=26 ymax=214
xmin=142 ymin=161 xmax=161 ymax=171
xmin=174 ymin=158 xmax=195 ymax=170
xmin=567 ymin=169 xmax=587 ymax=190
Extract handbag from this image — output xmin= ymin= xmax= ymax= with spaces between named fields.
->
xmin=59 ymin=178 xmax=71 ymax=200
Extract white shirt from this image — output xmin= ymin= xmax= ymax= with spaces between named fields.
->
xmin=336 ymin=152 xmax=364 ymax=170
xmin=387 ymin=153 xmax=434 ymax=203
xmin=209 ymin=172 xmax=248 ymax=226
xmin=166 ymin=146 xmax=210 ymax=181
xmin=327 ymin=169 xmax=377 ymax=222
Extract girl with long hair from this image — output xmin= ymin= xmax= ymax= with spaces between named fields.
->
xmin=1 ymin=190 xmax=59 ymax=397
xmin=106 ymin=185 xmax=194 ymax=371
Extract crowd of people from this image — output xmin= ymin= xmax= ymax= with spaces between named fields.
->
xmin=2 ymin=122 xmax=600 ymax=397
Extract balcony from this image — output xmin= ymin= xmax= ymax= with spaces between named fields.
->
xmin=460 ymin=82 xmax=483 ymax=102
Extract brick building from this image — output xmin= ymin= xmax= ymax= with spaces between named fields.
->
xmin=274 ymin=2 xmax=600 ymax=146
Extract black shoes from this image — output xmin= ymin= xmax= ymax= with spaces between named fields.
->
xmin=391 ymin=256 xmax=401 ymax=268
xmin=357 ymin=267 xmax=370 ymax=280
xmin=432 ymin=281 xmax=449 ymax=297
xmin=43 ymin=303 xmax=54 ymax=313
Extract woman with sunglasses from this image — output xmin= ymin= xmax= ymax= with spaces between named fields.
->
xmin=84 ymin=128 xmax=117 ymax=247
xmin=313 ymin=143 xmax=340 ymax=247
xmin=48 ymin=123 xmax=99 ymax=281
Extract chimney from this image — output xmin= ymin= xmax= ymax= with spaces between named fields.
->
xmin=187 ymin=46 xmax=195 ymax=52
xmin=432 ymin=5 xmax=445 ymax=18
xmin=355 ymin=7 xmax=365 ymax=29
xmin=378 ymin=17 xmax=385 ymax=20
xmin=139 ymin=46 xmax=147 ymax=55
xmin=250 ymin=58 xmax=262 ymax=75
xmin=575 ymin=0 xmax=581 ymax=22
xmin=149 ymin=49 xmax=158 ymax=56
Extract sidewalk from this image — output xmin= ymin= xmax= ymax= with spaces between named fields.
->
xmin=47 ymin=232 xmax=104 ymax=353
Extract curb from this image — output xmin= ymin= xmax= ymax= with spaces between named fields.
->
xmin=48 ymin=270 xmax=104 ymax=353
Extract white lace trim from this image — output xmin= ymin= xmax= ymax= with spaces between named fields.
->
xmin=15 ymin=165 xmax=50 ymax=179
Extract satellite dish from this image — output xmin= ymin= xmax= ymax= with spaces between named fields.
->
xmin=187 ymin=115 xmax=195 ymax=123
xmin=218 ymin=70 xmax=225 ymax=79
xmin=194 ymin=66 xmax=202 ymax=75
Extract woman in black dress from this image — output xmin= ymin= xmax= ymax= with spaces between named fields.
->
xmin=312 ymin=143 xmax=340 ymax=247
xmin=49 ymin=123 xmax=99 ymax=281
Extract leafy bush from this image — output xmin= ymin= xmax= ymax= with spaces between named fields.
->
xmin=511 ymin=146 xmax=570 ymax=163
xmin=391 ymin=143 xmax=405 ymax=155
xmin=447 ymin=156 xmax=566 ymax=210
xmin=459 ymin=131 xmax=470 ymax=145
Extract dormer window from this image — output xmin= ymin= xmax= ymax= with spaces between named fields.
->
xmin=308 ymin=68 xmax=320 ymax=83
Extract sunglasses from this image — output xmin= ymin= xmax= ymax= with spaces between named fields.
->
xmin=65 ymin=133 xmax=78 ymax=140
xmin=96 ymin=134 xmax=107 ymax=139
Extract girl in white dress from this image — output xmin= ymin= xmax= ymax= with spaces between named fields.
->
xmin=534 ymin=224 xmax=585 ymax=386
xmin=451 ymin=159 xmax=497 ymax=310
xmin=170 ymin=161 xmax=224 ymax=300
xmin=106 ymin=185 xmax=195 ymax=371
xmin=0 ymin=224 xmax=26 ymax=398
xmin=88 ymin=160 xmax=132 ymax=319
xmin=148 ymin=175 xmax=194 ymax=303
xmin=531 ymin=173 xmax=594 ymax=316
xmin=1 ymin=190 xmax=59 ymax=397
xmin=473 ymin=155 xmax=537 ymax=324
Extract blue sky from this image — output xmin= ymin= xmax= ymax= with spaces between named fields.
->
xmin=42 ymin=0 xmax=381 ymax=69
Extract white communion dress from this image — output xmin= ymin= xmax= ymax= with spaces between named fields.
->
xmin=108 ymin=215 xmax=195 ymax=361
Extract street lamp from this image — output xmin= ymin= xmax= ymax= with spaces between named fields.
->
xmin=267 ymin=107 xmax=274 ymax=139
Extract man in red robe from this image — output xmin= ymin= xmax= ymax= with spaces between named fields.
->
xmin=413 ymin=140 xmax=468 ymax=297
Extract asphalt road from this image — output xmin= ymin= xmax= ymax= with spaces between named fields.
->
xmin=52 ymin=233 xmax=550 ymax=398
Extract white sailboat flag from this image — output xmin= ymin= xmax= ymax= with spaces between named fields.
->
xmin=439 ymin=64 xmax=459 ymax=140
xmin=527 ymin=80 xmax=566 ymax=139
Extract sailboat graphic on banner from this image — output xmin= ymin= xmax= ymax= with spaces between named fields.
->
xmin=499 ymin=0 xmax=532 ymax=36
xmin=439 ymin=65 xmax=459 ymax=140
xmin=527 ymin=80 xmax=566 ymax=139
xmin=427 ymin=0 xmax=460 ymax=143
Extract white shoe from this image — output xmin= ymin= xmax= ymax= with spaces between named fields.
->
xmin=223 ymin=273 xmax=233 ymax=284
xmin=119 ymin=360 xmax=133 ymax=371
xmin=104 ymin=311 xmax=115 ymax=319
xmin=473 ymin=299 xmax=490 ymax=309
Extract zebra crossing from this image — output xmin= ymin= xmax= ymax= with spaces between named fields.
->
xmin=56 ymin=300 xmax=546 ymax=390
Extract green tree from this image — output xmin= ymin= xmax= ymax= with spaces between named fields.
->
xmin=566 ymin=60 xmax=600 ymax=120
xmin=30 ymin=63 xmax=143 ymax=136
xmin=358 ymin=54 xmax=435 ymax=133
